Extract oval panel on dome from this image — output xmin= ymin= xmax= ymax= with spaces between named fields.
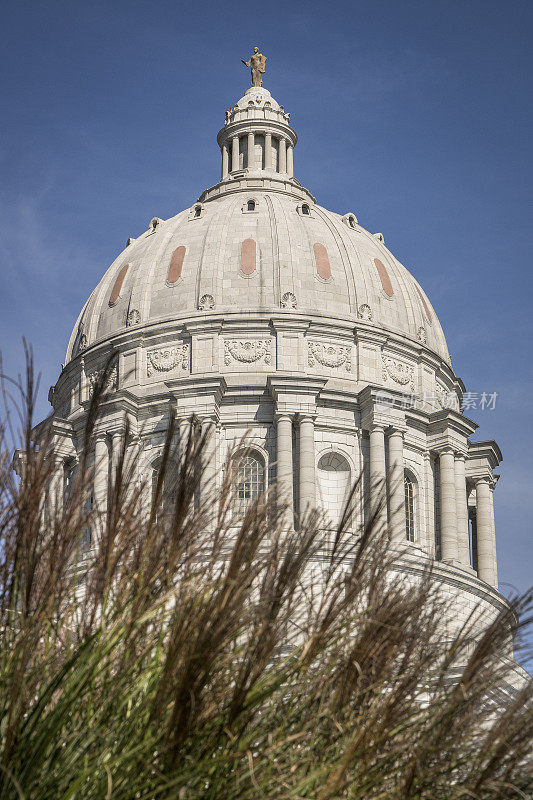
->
xmin=108 ymin=263 xmax=130 ymax=306
xmin=414 ymin=283 xmax=433 ymax=324
xmin=167 ymin=246 xmax=186 ymax=285
xmin=241 ymin=238 xmax=256 ymax=275
xmin=374 ymin=258 xmax=394 ymax=297
xmin=314 ymin=243 xmax=331 ymax=280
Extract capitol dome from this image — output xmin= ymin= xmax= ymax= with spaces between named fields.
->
xmin=46 ymin=72 xmax=513 ymax=656
xmin=66 ymin=87 xmax=448 ymax=365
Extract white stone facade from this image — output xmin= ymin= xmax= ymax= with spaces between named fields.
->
xmin=45 ymin=82 xmax=511 ymax=655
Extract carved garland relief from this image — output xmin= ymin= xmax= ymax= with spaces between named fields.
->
xmin=308 ymin=342 xmax=352 ymax=371
xmin=224 ymin=339 xmax=272 ymax=366
xmin=381 ymin=355 xmax=415 ymax=390
xmin=147 ymin=344 xmax=190 ymax=377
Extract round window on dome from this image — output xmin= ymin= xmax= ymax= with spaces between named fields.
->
xmin=301 ymin=203 xmax=310 ymax=215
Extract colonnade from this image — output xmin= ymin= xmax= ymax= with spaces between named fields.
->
xmin=220 ymin=133 xmax=294 ymax=178
xmin=273 ymin=417 xmax=498 ymax=588
xmin=434 ymin=448 xmax=497 ymax=586
xmin=364 ymin=427 xmax=497 ymax=586
xmin=54 ymin=412 xmax=498 ymax=590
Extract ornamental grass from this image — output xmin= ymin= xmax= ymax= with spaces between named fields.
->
xmin=0 ymin=349 xmax=531 ymax=799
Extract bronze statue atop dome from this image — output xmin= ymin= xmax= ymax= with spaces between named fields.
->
xmin=241 ymin=47 xmax=266 ymax=87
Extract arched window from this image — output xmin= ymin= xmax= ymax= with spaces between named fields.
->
xmin=301 ymin=203 xmax=310 ymax=215
xmin=404 ymin=472 xmax=416 ymax=542
xmin=235 ymin=451 xmax=265 ymax=513
xmin=194 ymin=205 xmax=202 ymax=218
xmin=348 ymin=215 xmax=356 ymax=228
xmin=247 ymin=199 xmax=256 ymax=211
xmin=318 ymin=452 xmax=351 ymax=528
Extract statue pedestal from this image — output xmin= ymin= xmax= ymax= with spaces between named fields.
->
xmin=244 ymin=86 xmax=271 ymax=97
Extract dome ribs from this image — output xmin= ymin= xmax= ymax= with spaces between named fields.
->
xmin=414 ymin=282 xmax=433 ymax=324
xmin=314 ymin=206 xmax=358 ymax=312
xmin=108 ymin=263 xmax=130 ymax=306
xmin=167 ymin=246 xmax=186 ymax=285
xmin=373 ymin=258 xmax=394 ymax=297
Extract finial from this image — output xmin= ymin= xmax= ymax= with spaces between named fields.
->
xmin=241 ymin=46 xmax=266 ymax=88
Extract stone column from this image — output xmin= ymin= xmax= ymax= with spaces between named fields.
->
xmin=279 ymin=137 xmax=287 ymax=173
xmin=489 ymin=486 xmax=498 ymax=588
xmin=369 ymin=424 xmax=387 ymax=531
xmin=94 ymin=434 xmax=109 ymax=516
xmin=299 ymin=415 xmax=316 ymax=516
xmin=388 ymin=428 xmax=406 ymax=543
xmin=276 ymin=414 xmax=294 ymax=526
xmin=454 ymin=454 xmax=471 ymax=567
xmin=201 ymin=417 xmax=216 ymax=507
xmin=231 ymin=136 xmax=239 ymax=171
xmin=476 ymin=479 xmax=497 ymax=587
xmin=178 ymin=416 xmax=190 ymax=460
xmin=287 ymin=144 xmax=294 ymax=177
xmin=439 ymin=449 xmax=458 ymax=562
xmin=111 ymin=431 xmax=122 ymax=487
xmin=51 ymin=457 xmax=64 ymax=512
xmin=247 ymin=132 xmax=255 ymax=169
xmin=221 ymin=143 xmax=229 ymax=179
xmin=265 ymin=132 xmax=272 ymax=169
xmin=424 ymin=452 xmax=434 ymax=555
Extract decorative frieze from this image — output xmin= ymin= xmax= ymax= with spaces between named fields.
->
xmin=308 ymin=341 xmax=352 ymax=371
xmin=147 ymin=344 xmax=190 ymax=377
xmin=381 ymin=354 xmax=415 ymax=390
xmin=224 ymin=339 xmax=272 ymax=366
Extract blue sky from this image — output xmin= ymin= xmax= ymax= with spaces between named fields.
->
xmin=0 ymin=1 xmax=531 ymax=613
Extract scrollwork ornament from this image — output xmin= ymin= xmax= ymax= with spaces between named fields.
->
xmin=88 ymin=363 xmax=118 ymax=398
xmin=224 ymin=339 xmax=272 ymax=366
xmin=417 ymin=326 xmax=427 ymax=344
xmin=199 ymin=294 xmax=215 ymax=310
xmin=358 ymin=304 xmax=372 ymax=321
xmin=126 ymin=309 xmax=141 ymax=327
xmin=308 ymin=342 xmax=352 ymax=371
xmin=281 ymin=291 xmax=297 ymax=309
xmin=147 ymin=344 xmax=189 ymax=377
